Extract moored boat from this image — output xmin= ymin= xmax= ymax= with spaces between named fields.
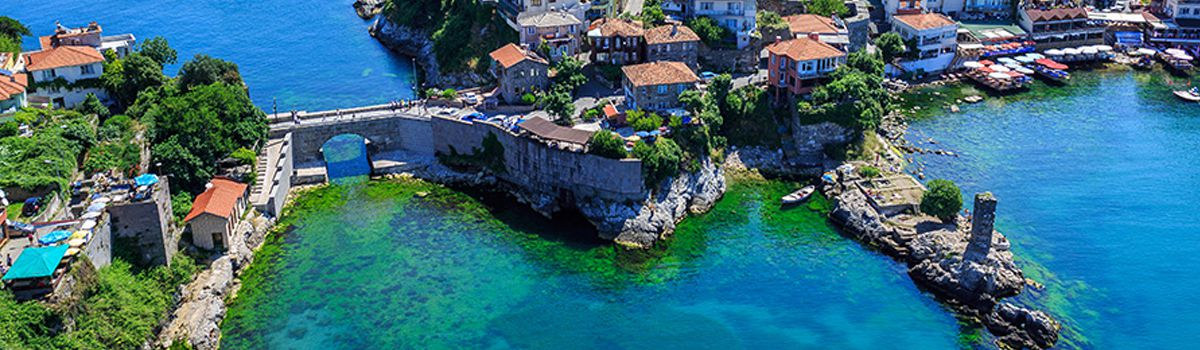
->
xmin=782 ymin=185 xmax=815 ymax=205
xmin=1174 ymin=87 xmax=1200 ymax=102
xmin=1032 ymin=58 xmax=1070 ymax=84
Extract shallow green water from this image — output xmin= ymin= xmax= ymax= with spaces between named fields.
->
xmin=222 ymin=179 xmax=976 ymax=349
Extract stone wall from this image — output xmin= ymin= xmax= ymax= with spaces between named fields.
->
xmin=285 ymin=114 xmax=434 ymax=166
xmin=106 ymin=177 xmax=176 ymax=266
xmin=82 ymin=211 xmax=112 ymax=269
xmin=431 ymin=116 xmax=644 ymax=203
xmin=264 ymin=133 xmax=293 ymax=217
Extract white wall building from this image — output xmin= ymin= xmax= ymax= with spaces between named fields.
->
xmin=499 ymin=0 xmax=591 ymax=31
xmin=1166 ymin=0 xmax=1200 ymax=22
xmin=22 ymin=46 xmax=107 ymax=108
xmin=891 ymin=13 xmax=959 ymax=74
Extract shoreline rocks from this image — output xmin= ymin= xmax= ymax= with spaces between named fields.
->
xmin=353 ymin=0 xmax=385 ymax=19
xmin=826 ymin=180 xmax=1060 ymax=349
xmin=369 ymin=19 xmax=488 ymax=89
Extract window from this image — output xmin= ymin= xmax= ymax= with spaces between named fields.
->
xmin=657 ymin=85 xmax=668 ymax=94
xmin=531 ymin=0 xmax=542 ymax=6
xmin=728 ymin=2 xmax=740 ymax=11
xmin=527 ymin=27 xmax=535 ymax=35
xmin=81 ymin=64 xmax=94 ymax=75
xmin=43 ymin=69 xmax=57 ymax=79
xmin=725 ymin=19 xmax=737 ymax=30
xmin=701 ymin=2 xmax=713 ymax=10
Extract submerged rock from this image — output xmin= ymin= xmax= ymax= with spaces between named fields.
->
xmin=986 ymin=302 xmax=1062 ymax=350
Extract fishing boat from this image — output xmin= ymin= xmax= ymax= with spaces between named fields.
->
xmin=1033 ymin=58 xmax=1070 ymax=84
xmin=781 ymin=185 xmax=815 ymax=205
xmin=1174 ymin=87 xmax=1200 ymax=102
xmin=1158 ymin=50 xmax=1194 ymax=75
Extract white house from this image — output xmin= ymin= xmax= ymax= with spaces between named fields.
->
xmin=40 ymin=22 xmax=136 ymax=58
xmin=184 ymin=177 xmax=248 ymax=251
xmin=691 ymin=0 xmax=757 ymax=48
xmin=22 ymin=46 xmax=107 ymax=108
xmin=0 ymin=53 xmax=29 ymax=113
xmin=891 ymin=13 xmax=959 ymax=74
xmin=498 ymin=0 xmax=591 ymax=31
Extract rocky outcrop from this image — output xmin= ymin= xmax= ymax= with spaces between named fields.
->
xmin=826 ymin=182 xmax=1060 ymax=349
xmin=353 ymin=0 xmax=386 ymax=19
xmin=791 ymin=121 xmax=855 ymax=159
xmin=369 ymin=19 xmax=489 ymax=88
xmin=576 ymin=160 xmax=725 ymax=248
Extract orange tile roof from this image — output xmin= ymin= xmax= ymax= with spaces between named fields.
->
xmin=766 ymin=37 xmax=845 ymax=62
xmin=23 ymin=46 xmax=105 ymax=71
xmin=785 ymin=14 xmax=841 ymax=35
xmin=645 ymin=24 xmax=700 ymax=45
xmin=38 ymin=36 xmax=53 ymax=51
xmin=603 ymin=104 xmax=619 ymax=118
xmin=590 ymin=18 xmax=644 ymax=37
xmin=489 ymin=43 xmax=547 ymax=69
xmin=1024 ymin=7 xmax=1088 ymax=22
xmin=0 ymin=73 xmax=29 ymax=98
xmin=184 ymin=177 xmax=248 ymax=222
xmin=622 ymin=61 xmax=699 ymax=87
xmin=893 ymin=13 xmax=956 ymax=31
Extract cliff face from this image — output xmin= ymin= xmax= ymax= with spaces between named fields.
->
xmin=577 ymin=160 xmax=726 ymax=248
xmin=369 ymin=19 xmax=488 ymax=88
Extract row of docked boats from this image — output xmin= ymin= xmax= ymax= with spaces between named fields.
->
xmin=962 ymin=54 xmax=1071 ymax=90
xmin=1043 ymin=45 xmax=1115 ymax=63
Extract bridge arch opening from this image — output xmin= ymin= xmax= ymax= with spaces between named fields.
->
xmin=321 ymin=133 xmax=374 ymax=182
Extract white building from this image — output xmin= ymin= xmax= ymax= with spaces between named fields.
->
xmin=891 ymin=13 xmax=959 ymax=74
xmin=691 ymin=0 xmax=757 ymax=49
xmin=498 ymin=0 xmax=591 ymax=31
xmin=1165 ymin=0 xmax=1200 ymax=22
xmin=22 ymin=46 xmax=107 ymax=108
xmin=884 ymin=0 xmax=1010 ymax=18
xmin=40 ymin=22 xmax=136 ymax=58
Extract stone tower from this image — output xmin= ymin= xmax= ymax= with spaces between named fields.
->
xmin=964 ymin=192 xmax=997 ymax=262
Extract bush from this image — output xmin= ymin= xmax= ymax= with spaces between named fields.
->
xmin=0 ymin=120 xmax=16 ymax=138
xmin=230 ymin=147 xmax=257 ymax=166
xmin=78 ymin=93 xmax=110 ymax=118
xmin=807 ymin=0 xmax=850 ymax=17
xmin=171 ymin=192 xmax=193 ymax=222
xmin=520 ymin=92 xmax=537 ymax=105
xmin=858 ymin=166 xmax=881 ymax=178
xmin=626 ymin=109 xmax=663 ymax=132
xmin=440 ymin=88 xmax=459 ymax=100
xmin=686 ymin=16 xmax=732 ymax=48
xmin=587 ymin=131 xmax=628 ymax=159
xmin=757 ymin=11 xmax=788 ymax=32
xmin=98 ymin=114 xmax=133 ymax=142
xmin=921 ymin=179 xmax=963 ymax=222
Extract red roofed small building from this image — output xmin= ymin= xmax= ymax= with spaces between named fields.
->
xmin=0 ymin=68 xmax=29 ymax=113
xmin=184 ymin=177 xmax=249 ymax=251
xmin=621 ymin=61 xmax=700 ymax=111
xmin=766 ymin=36 xmax=847 ymax=96
xmin=489 ymin=43 xmax=551 ymax=105
xmin=22 ymin=45 xmax=107 ymax=108
xmin=784 ymin=14 xmax=850 ymax=50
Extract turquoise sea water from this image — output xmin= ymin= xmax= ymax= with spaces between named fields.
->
xmin=7 ymin=0 xmax=417 ymax=111
xmin=221 ymin=180 xmax=976 ymax=349
xmin=905 ymin=70 xmax=1200 ymax=349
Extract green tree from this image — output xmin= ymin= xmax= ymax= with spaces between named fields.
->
xmin=708 ymin=73 xmax=733 ymax=114
xmin=807 ymin=0 xmax=850 ymax=17
xmin=538 ymin=89 xmax=575 ymax=125
xmin=79 ymin=93 xmax=110 ymax=118
xmin=874 ymin=32 xmax=906 ymax=63
xmin=0 ymin=16 xmax=30 ymax=41
xmin=686 ymin=17 xmax=731 ymax=47
xmin=0 ymin=120 xmax=17 ymax=138
xmin=103 ymin=53 xmax=168 ymax=108
xmin=140 ymin=36 xmax=178 ymax=66
xmin=799 ymin=51 xmax=888 ymax=131
xmin=626 ymin=109 xmax=663 ymax=132
xmin=552 ymin=56 xmax=587 ymax=92
xmin=640 ymin=0 xmax=666 ymax=26
xmin=171 ymin=192 xmax=193 ymax=222
xmin=757 ymin=11 xmax=789 ymax=32
xmin=921 ymin=179 xmax=963 ymax=222
xmin=632 ymin=138 xmax=683 ymax=188
xmin=587 ymin=131 xmax=627 ymax=159
xmin=177 ymin=54 xmax=242 ymax=91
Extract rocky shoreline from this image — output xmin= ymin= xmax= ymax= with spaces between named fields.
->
xmin=369 ymin=18 xmax=489 ymax=89
xmin=825 ymin=173 xmax=1060 ymax=349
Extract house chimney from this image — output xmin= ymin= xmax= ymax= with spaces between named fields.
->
xmin=671 ymin=23 xmax=678 ymax=35
xmin=808 ymin=33 xmax=820 ymax=41
xmin=775 ymin=36 xmax=782 ymax=44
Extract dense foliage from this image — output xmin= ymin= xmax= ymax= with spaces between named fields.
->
xmin=921 ymin=179 xmax=963 ymax=222
xmin=102 ymin=51 xmax=170 ymax=109
xmin=551 ymin=57 xmax=587 ymax=93
xmin=587 ymin=131 xmax=627 ymax=159
xmin=632 ymin=138 xmax=683 ymax=188
xmin=0 ymin=17 xmax=27 ymax=59
xmin=139 ymin=36 xmax=178 ymax=67
xmin=0 ymin=255 xmax=201 ymax=349
xmin=756 ymin=11 xmax=789 ymax=32
xmin=177 ymin=54 xmax=241 ymax=91
xmin=807 ymin=0 xmax=850 ymax=17
xmin=78 ymin=93 xmax=110 ymax=118
xmin=639 ymin=0 xmax=666 ymax=26
xmin=382 ymin=0 xmax=517 ymax=73
xmin=0 ymin=109 xmax=93 ymax=193
xmin=874 ymin=32 xmax=906 ymax=63
xmin=686 ymin=16 xmax=732 ymax=48
xmin=626 ymin=109 xmax=663 ymax=132
xmin=537 ymin=90 xmax=575 ymax=125
xmin=797 ymin=51 xmax=888 ymax=131
xmin=83 ymin=115 xmax=141 ymax=174
xmin=722 ymin=86 xmax=780 ymax=147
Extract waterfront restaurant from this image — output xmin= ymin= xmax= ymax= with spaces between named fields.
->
xmin=1018 ymin=7 xmax=1105 ymax=49
xmin=518 ymin=116 xmax=595 ymax=152
xmin=2 ymin=245 xmax=71 ymax=300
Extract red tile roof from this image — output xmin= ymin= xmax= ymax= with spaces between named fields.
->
xmin=23 ymin=46 xmax=105 ymax=71
xmin=489 ymin=43 xmax=547 ymax=69
xmin=184 ymin=177 xmax=248 ymax=222
xmin=0 ymin=73 xmax=29 ymax=99
xmin=766 ymin=37 xmax=845 ymax=62
xmin=645 ymin=24 xmax=700 ymax=45
xmin=785 ymin=14 xmax=841 ymax=35
xmin=590 ymin=18 xmax=644 ymax=37
xmin=893 ymin=13 xmax=956 ymax=31
xmin=1025 ymin=7 xmax=1088 ymax=22
xmin=622 ymin=61 xmax=699 ymax=87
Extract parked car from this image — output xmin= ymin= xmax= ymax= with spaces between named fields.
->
xmin=700 ymin=71 xmax=718 ymax=82
xmin=21 ymin=197 xmax=41 ymax=217
xmin=463 ymin=92 xmax=479 ymax=105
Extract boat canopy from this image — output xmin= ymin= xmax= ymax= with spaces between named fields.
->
xmin=989 ymin=72 xmax=1012 ymax=79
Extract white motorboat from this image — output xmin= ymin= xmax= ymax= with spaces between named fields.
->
xmin=782 ymin=185 xmax=816 ymax=205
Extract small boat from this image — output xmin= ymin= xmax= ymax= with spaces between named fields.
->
xmin=782 ymin=185 xmax=815 ymax=205
xmin=1133 ymin=56 xmax=1154 ymax=70
xmin=1174 ymin=88 xmax=1200 ymax=102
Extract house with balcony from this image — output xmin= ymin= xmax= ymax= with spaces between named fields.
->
xmin=645 ymin=24 xmax=701 ymax=68
xmin=690 ymin=0 xmax=758 ymax=49
xmin=766 ymin=36 xmax=847 ymax=97
xmin=1148 ymin=0 xmax=1200 ymax=50
xmin=784 ymin=14 xmax=851 ymax=50
xmin=1019 ymin=7 xmax=1105 ymax=49
xmin=498 ymin=0 xmax=592 ymax=30
xmin=587 ymin=18 xmax=645 ymax=65
xmin=39 ymin=22 xmax=136 ymax=58
xmin=22 ymin=45 xmax=107 ymax=108
xmin=621 ymin=61 xmax=700 ymax=111
xmin=518 ymin=10 xmax=585 ymax=62
xmin=891 ymin=13 xmax=959 ymax=74
xmin=489 ymin=43 xmax=551 ymax=104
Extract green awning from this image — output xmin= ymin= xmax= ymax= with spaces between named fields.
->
xmin=2 ymin=245 xmax=69 ymax=281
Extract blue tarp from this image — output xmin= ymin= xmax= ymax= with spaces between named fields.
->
xmin=38 ymin=230 xmax=72 ymax=245
xmin=1115 ymin=32 xmax=1142 ymax=45
xmin=134 ymin=173 xmax=160 ymax=186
